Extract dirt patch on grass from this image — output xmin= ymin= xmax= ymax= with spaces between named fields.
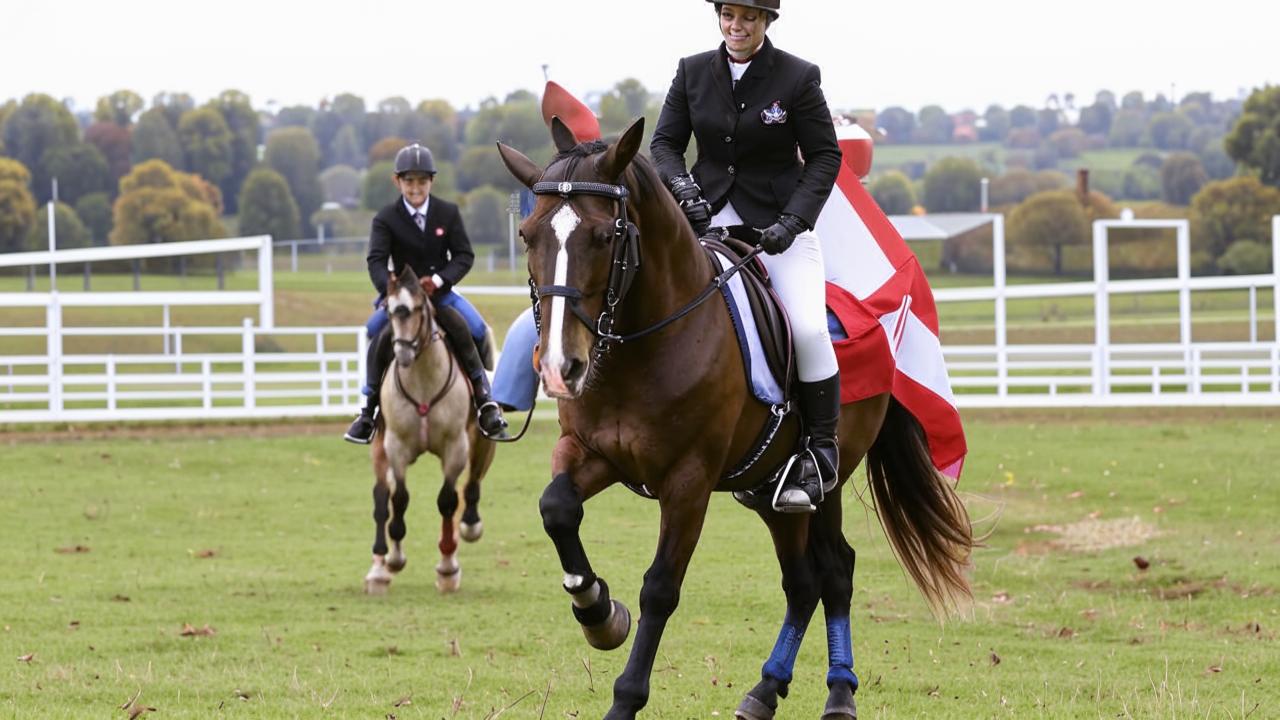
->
xmin=1029 ymin=516 xmax=1159 ymax=552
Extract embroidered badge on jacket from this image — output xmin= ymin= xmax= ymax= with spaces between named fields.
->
xmin=761 ymin=101 xmax=788 ymax=125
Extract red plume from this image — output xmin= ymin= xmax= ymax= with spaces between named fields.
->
xmin=541 ymin=81 xmax=602 ymax=142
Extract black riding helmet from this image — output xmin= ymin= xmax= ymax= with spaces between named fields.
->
xmin=708 ymin=0 xmax=779 ymax=20
xmin=394 ymin=143 xmax=437 ymax=176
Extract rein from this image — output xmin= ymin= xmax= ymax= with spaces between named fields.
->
xmin=390 ymin=301 xmax=457 ymax=446
xmin=529 ymin=179 xmax=761 ymax=352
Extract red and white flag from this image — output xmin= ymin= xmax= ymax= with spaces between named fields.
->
xmin=815 ymin=124 xmax=967 ymax=479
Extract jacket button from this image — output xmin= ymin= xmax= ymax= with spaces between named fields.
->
xmin=723 ymin=135 xmax=733 ymax=143
xmin=727 ymin=165 xmax=736 ymax=175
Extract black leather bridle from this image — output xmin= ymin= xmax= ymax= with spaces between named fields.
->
xmin=528 ymin=180 xmax=762 ymax=357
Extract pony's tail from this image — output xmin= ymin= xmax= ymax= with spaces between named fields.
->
xmin=866 ymin=397 xmax=974 ymax=618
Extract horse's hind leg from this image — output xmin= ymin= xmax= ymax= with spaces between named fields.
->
xmin=734 ymin=513 xmax=821 ymax=720
xmin=460 ymin=436 xmax=494 ymax=542
xmin=434 ymin=439 xmax=470 ymax=593
xmin=365 ymin=434 xmax=395 ymax=595
xmin=386 ymin=469 xmax=410 ymax=574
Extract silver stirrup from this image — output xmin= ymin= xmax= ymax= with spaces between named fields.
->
xmin=770 ymin=448 xmax=820 ymax=513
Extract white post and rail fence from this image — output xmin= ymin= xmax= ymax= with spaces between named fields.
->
xmin=0 ymin=219 xmax=1277 ymax=423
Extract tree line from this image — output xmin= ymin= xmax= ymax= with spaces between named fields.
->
xmin=0 ymin=83 xmax=1277 ymax=278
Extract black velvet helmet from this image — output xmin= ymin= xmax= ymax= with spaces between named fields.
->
xmin=707 ymin=0 xmax=780 ymax=18
xmin=393 ymin=143 xmax=436 ymax=176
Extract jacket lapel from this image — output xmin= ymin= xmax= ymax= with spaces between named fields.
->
xmin=709 ymin=45 xmax=735 ymax=109
xmin=733 ymin=37 xmax=774 ymax=101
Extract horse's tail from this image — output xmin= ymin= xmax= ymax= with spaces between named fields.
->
xmin=866 ymin=396 xmax=973 ymax=618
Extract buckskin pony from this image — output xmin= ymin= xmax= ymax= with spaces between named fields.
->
xmin=363 ymin=265 xmax=495 ymax=596
xmin=498 ymin=117 xmax=973 ymax=720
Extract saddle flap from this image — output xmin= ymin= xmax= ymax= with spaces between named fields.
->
xmin=700 ymin=235 xmax=794 ymax=395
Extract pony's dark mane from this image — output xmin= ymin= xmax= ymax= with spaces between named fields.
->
xmin=550 ymin=140 xmax=666 ymax=209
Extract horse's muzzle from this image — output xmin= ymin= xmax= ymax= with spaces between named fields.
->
xmin=541 ymin=357 xmax=587 ymax=398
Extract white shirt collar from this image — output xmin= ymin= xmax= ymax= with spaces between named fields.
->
xmin=403 ymin=196 xmax=429 ymax=217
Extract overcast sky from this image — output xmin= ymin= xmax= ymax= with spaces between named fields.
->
xmin=5 ymin=0 xmax=1276 ymax=115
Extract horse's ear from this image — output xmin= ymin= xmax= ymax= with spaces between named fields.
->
xmin=387 ymin=260 xmax=399 ymax=292
xmin=597 ymin=117 xmax=645 ymax=181
xmin=497 ymin=142 xmax=541 ymax=189
xmin=550 ymin=116 xmax=578 ymax=153
xmin=400 ymin=264 xmax=420 ymax=291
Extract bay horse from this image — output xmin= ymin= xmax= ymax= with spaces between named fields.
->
xmin=363 ymin=265 xmax=495 ymax=595
xmin=497 ymin=117 xmax=973 ymax=720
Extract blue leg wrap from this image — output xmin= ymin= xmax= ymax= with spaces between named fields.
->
xmin=761 ymin=611 xmax=808 ymax=684
xmin=826 ymin=615 xmax=858 ymax=691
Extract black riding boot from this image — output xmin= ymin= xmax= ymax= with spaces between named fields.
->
xmin=773 ymin=373 xmax=841 ymax=513
xmin=344 ymin=329 xmax=391 ymax=444
xmin=437 ymin=307 xmax=509 ymax=440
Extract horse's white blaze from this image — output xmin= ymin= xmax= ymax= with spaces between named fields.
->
xmin=395 ymin=286 xmax=414 ymax=311
xmin=545 ymin=204 xmax=580 ymax=375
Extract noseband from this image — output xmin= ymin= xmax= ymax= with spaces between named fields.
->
xmin=530 ymin=180 xmax=640 ymax=353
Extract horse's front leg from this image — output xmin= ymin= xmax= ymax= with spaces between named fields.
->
xmin=539 ymin=437 xmax=629 ymax=651
xmin=365 ymin=433 xmax=396 ymax=595
xmin=605 ymin=467 xmax=713 ymax=720
xmin=434 ymin=436 xmax=470 ymax=593
xmin=735 ymin=512 xmax=821 ymax=720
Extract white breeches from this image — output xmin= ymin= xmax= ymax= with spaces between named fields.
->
xmin=712 ymin=204 xmax=839 ymax=382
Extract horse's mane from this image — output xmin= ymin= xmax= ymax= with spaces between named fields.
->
xmin=550 ymin=140 xmax=667 ymax=210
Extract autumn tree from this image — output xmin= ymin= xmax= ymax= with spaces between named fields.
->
xmin=75 ymin=192 xmax=113 ymax=245
xmin=877 ymin=107 xmax=915 ymax=144
xmin=1008 ymin=190 xmax=1097 ymax=275
xmin=93 ymin=90 xmax=144 ymax=126
xmin=209 ymin=90 xmax=262 ymax=213
xmin=110 ymin=159 xmax=225 ymax=245
xmin=38 ymin=142 xmax=112 ymax=206
xmin=362 ymin=160 xmax=398 ymax=210
xmin=368 ymin=136 xmax=408 ymax=166
xmin=131 ymin=107 xmax=184 ymax=168
xmin=462 ymin=185 xmax=508 ymax=245
xmin=870 ymin=171 xmax=917 ymax=214
xmin=238 ymin=167 xmax=301 ymax=240
xmin=85 ymin=121 xmax=133 ymax=184
xmin=177 ymin=107 xmax=234 ymax=188
xmin=0 ymin=158 xmax=37 ymax=253
xmin=265 ymin=127 xmax=323 ymax=222
xmin=28 ymin=201 xmax=90 ymax=251
xmin=1224 ymin=85 xmax=1280 ymax=186
xmin=2 ymin=94 xmax=80 ymax=203
xmin=1189 ymin=177 xmax=1280 ymax=258
xmin=320 ymin=165 xmax=361 ymax=207
xmin=922 ymin=157 xmax=982 ymax=212
xmin=1160 ymin=153 xmax=1209 ymax=205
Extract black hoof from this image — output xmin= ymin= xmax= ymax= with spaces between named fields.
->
xmin=822 ymin=682 xmax=857 ymax=719
xmin=582 ymin=600 xmax=631 ymax=651
xmin=734 ymin=693 xmax=776 ymax=720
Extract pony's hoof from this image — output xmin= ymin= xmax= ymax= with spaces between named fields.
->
xmin=821 ymin=683 xmax=857 ymax=719
xmin=386 ymin=551 xmax=407 ymax=574
xmin=364 ymin=577 xmax=391 ymax=596
xmin=582 ymin=600 xmax=631 ymax=651
xmin=435 ymin=566 xmax=461 ymax=593
xmin=734 ymin=693 xmax=776 ymax=720
xmin=459 ymin=521 xmax=484 ymax=543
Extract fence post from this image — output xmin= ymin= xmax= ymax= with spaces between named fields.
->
xmin=242 ymin=318 xmax=256 ymax=409
xmin=106 ymin=356 xmax=116 ymax=411
xmin=47 ymin=297 xmax=63 ymax=414
xmin=290 ymin=241 xmax=298 ymax=274
xmin=317 ymin=331 xmax=328 ymax=408
xmin=162 ymin=304 xmax=171 ymax=355
xmin=258 ymin=235 xmax=274 ymax=329
xmin=991 ymin=214 xmax=1008 ymax=397
xmin=1092 ymin=221 xmax=1110 ymax=397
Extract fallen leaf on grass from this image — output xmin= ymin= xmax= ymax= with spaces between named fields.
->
xmin=18 ymin=653 xmax=35 ymax=663
xmin=1079 ymin=608 xmax=1099 ymax=620
xmin=927 ymin=685 xmax=940 ymax=697
xmin=989 ymin=652 xmax=1001 ymax=666
xmin=193 ymin=549 xmax=218 ymax=559
xmin=235 ymin=689 xmax=251 ymax=700
xmin=448 ymin=638 xmax=461 ymax=657
xmin=1056 ymin=627 xmax=1075 ymax=638
xmin=1066 ymin=490 xmax=1084 ymax=499
xmin=991 ymin=591 xmax=1011 ymax=604
xmin=1205 ymin=664 xmax=1222 ymax=674
xmin=127 ymin=705 xmax=156 ymax=719
xmin=393 ymin=694 xmax=412 ymax=707
xmin=111 ymin=595 xmax=130 ymax=603
xmin=68 ymin=620 xmax=80 ymax=630
xmin=179 ymin=623 xmax=216 ymax=637
xmin=54 ymin=545 xmax=90 ymax=554
xmin=120 ymin=689 xmax=141 ymax=710
xmin=1133 ymin=556 xmax=1150 ymax=570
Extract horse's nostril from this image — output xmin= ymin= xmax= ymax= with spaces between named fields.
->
xmin=564 ymin=358 xmax=586 ymax=383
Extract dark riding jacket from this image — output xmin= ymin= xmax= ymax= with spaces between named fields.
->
xmin=366 ymin=195 xmax=474 ymax=297
xmin=650 ymin=37 xmax=842 ymax=230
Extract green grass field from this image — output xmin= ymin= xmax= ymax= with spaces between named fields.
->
xmin=2 ymin=409 xmax=1276 ymax=718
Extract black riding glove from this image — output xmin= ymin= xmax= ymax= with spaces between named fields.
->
xmin=668 ymin=173 xmax=713 ymax=235
xmin=758 ymin=213 xmax=809 ymax=255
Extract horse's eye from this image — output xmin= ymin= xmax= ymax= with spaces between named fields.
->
xmin=595 ymin=227 xmax=613 ymax=245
